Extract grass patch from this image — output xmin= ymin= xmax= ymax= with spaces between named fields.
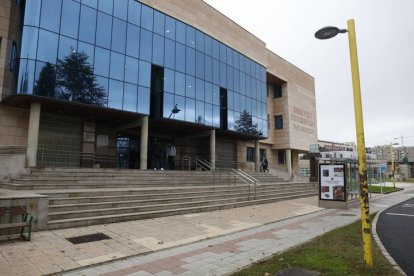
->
xmin=232 ymin=215 xmax=399 ymax=276
xmin=370 ymin=186 xmax=403 ymax=194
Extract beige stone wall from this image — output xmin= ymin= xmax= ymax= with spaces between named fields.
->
xmin=0 ymin=0 xmax=11 ymax=100
xmin=138 ymin=0 xmax=266 ymax=66
xmin=0 ymin=105 xmax=29 ymax=146
xmin=265 ymin=50 xmax=317 ymax=152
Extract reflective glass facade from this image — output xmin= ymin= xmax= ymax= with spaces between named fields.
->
xmin=17 ymin=0 xmax=268 ymax=137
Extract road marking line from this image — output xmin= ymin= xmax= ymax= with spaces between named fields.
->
xmin=403 ymin=204 xmax=414 ymax=207
xmin=371 ymin=204 xmax=389 ymax=208
xmin=386 ymin=212 xmax=414 ymax=217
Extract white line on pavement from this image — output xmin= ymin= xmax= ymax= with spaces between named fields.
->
xmin=371 ymin=203 xmax=389 ymax=208
xmin=386 ymin=212 xmax=414 ymax=217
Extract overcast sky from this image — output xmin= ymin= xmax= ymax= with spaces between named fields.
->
xmin=204 ymin=0 xmax=414 ymax=147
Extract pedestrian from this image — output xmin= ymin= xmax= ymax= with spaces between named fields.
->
xmin=262 ymin=157 xmax=269 ymax=172
xmin=167 ymin=143 xmax=176 ymax=170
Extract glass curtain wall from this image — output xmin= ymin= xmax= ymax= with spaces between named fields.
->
xmin=17 ymin=0 xmax=268 ymax=137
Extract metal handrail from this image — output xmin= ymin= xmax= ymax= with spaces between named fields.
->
xmin=237 ymin=169 xmax=260 ymax=184
xmin=231 ymin=169 xmax=258 ymax=200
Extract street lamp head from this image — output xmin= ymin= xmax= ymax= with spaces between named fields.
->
xmin=314 ymin=26 xmax=347 ymax=40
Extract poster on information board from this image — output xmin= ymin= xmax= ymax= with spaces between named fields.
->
xmin=319 ymin=164 xmax=346 ymax=202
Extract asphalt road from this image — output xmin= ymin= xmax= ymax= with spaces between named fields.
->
xmin=377 ymin=196 xmax=414 ymax=275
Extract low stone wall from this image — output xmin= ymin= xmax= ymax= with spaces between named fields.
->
xmin=0 ymin=189 xmax=48 ymax=231
xmin=0 ymin=153 xmax=28 ymax=181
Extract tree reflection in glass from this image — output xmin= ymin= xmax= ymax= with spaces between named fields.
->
xmin=234 ymin=110 xmax=261 ymax=135
xmin=33 ymin=50 xmax=107 ymax=107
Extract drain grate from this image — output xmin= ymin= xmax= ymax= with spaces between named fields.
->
xmin=276 ymin=267 xmax=321 ymax=276
xmin=66 ymin=233 xmax=111 ymax=245
xmin=339 ymin=213 xmax=357 ymax=216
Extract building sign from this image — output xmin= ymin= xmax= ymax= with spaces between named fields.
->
xmin=290 ymin=106 xmax=316 ymax=135
xmin=319 ymin=164 xmax=346 ymax=202
xmin=309 ymin=144 xmax=319 ymax=153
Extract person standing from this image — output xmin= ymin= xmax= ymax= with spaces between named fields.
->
xmin=167 ymin=143 xmax=176 ymax=170
xmin=262 ymin=157 xmax=269 ymax=172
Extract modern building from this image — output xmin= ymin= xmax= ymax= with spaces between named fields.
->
xmin=0 ymin=0 xmax=317 ymax=179
xmin=372 ymin=145 xmax=413 ymax=178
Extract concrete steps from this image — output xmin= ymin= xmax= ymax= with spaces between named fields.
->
xmin=0 ymin=168 xmax=317 ymax=230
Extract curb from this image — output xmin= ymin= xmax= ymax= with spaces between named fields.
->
xmin=372 ymin=207 xmax=407 ymax=276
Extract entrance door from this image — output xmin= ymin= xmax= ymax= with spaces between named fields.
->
xmin=116 ymin=136 xmax=140 ymax=169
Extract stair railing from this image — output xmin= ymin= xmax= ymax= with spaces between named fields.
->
xmin=230 ymin=169 xmax=260 ymax=200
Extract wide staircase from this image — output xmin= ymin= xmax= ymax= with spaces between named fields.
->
xmin=1 ymin=168 xmax=318 ymax=230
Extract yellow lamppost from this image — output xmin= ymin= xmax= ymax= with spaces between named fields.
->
xmin=315 ymin=19 xmax=373 ymax=267
xmin=390 ymin=142 xmax=399 ymax=188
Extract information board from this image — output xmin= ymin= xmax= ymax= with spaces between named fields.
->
xmin=319 ymin=164 xmax=346 ymax=202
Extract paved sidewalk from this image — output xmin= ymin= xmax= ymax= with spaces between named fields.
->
xmin=1 ymin=183 xmax=413 ymax=276
xmin=63 ymin=187 xmax=413 ymax=276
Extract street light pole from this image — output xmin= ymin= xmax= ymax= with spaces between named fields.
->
xmin=315 ymin=19 xmax=373 ymax=267
xmin=346 ymin=19 xmax=373 ymax=267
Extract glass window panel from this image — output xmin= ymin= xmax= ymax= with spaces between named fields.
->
xmin=227 ymin=110 xmax=234 ymax=130
xmin=176 ymin=21 xmax=186 ymax=44
xmin=165 ymin=16 xmax=176 ymax=40
xmin=164 ymin=38 xmax=175 ymax=69
xmin=98 ymin=0 xmax=113 ymax=14
xmin=240 ymin=95 xmax=246 ymax=112
xmin=138 ymin=86 xmax=150 ymax=114
xmin=252 ymin=99 xmax=258 ymax=117
xmin=163 ymin=92 xmax=174 ymax=118
xmin=164 ymin=69 xmax=174 ymax=93
xmin=113 ymin=0 xmax=128 ymax=19
xmin=40 ymin=0 xmax=62 ymax=33
xmin=174 ymin=95 xmax=185 ymax=121
xmin=234 ymin=93 xmax=240 ymax=111
xmin=185 ymin=75 xmax=195 ymax=99
xmin=94 ymin=47 xmax=110 ymax=77
xmin=153 ymin=10 xmax=165 ymax=36
xmin=196 ymin=101 xmax=204 ymax=125
xmin=250 ymin=60 xmax=255 ymax=77
xmin=240 ymin=72 xmax=246 ymax=95
xmin=152 ymin=34 xmax=164 ymax=66
xmin=246 ymin=97 xmax=252 ymax=114
xmin=213 ymin=105 xmax=220 ymax=127
xmin=227 ymin=65 xmax=233 ymax=90
xmin=226 ymin=47 xmax=233 ymax=67
xmin=96 ymin=12 xmax=112 ymax=49
xmin=174 ymin=71 xmax=185 ymax=96
xmin=17 ymin=59 xmax=27 ymax=93
xmin=195 ymin=78 xmax=204 ymax=101
xmin=204 ymin=35 xmax=212 ymax=56
xmin=82 ymin=0 xmax=97 ymax=8
xmin=195 ymin=31 xmax=204 ymax=52
xmin=219 ymin=62 xmax=226 ymax=87
xmin=138 ymin=60 xmax=151 ymax=87
xmin=95 ymin=76 xmax=108 ymax=106
xmin=204 ymin=82 xmax=212 ymax=105
xmin=77 ymin=42 xmax=94 ymax=64
xmin=175 ymin=43 xmax=185 ymax=73
xmin=127 ymin=0 xmax=141 ymax=26
xmin=124 ymin=56 xmax=139 ymax=84
xmin=255 ymin=63 xmax=260 ymax=79
xmin=246 ymin=76 xmax=252 ymax=97
xmin=24 ymin=0 xmax=41 ymax=27
xmin=204 ymin=55 xmax=212 ymax=83
xmin=110 ymin=52 xmax=124 ymax=80
xmin=79 ymin=5 xmax=97 ymax=44
xmin=212 ymin=84 xmax=220 ymax=106
xmin=108 ymin=79 xmax=123 ymax=109
xmin=233 ymin=51 xmax=239 ymax=70
xmin=37 ymin=30 xmax=58 ymax=63
xmin=186 ymin=25 xmax=195 ymax=48
xmin=25 ymin=60 xmax=36 ymax=95
xmin=141 ymin=5 xmax=153 ymax=31
xmin=205 ymin=103 xmax=212 ymax=126
xmin=112 ymin=18 xmax=127 ymax=53
xmin=219 ymin=43 xmax=226 ymax=63
xmin=185 ymin=98 xmax=195 ymax=123
xmin=20 ymin=27 xmax=38 ymax=59
xmin=58 ymin=36 xmax=77 ymax=60
xmin=227 ymin=90 xmax=234 ymax=110
xmin=60 ymin=0 xmax=79 ymax=39
xmin=212 ymin=39 xmax=219 ymax=60
xmin=123 ymin=83 xmax=138 ymax=112
xmin=126 ymin=24 xmax=140 ymax=58
xmin=239 ymin=55 xmax=245 ymax=72
xmin=234 ymin=69 xmax=240 ymax=92
xmin=261 ymin=66 xmax=266 ymax=82
xmin=140 ymin=29 xmax=152 ymax=62
xmin=185 ymin=47 xmax=195 ymax=76
xmin=195 ymin=51 xmax=204 ymax=79
xmin=212 ymin=59 xmax=219 ymax=85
